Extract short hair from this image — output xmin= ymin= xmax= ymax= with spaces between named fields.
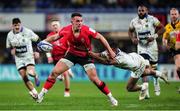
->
xmin=138 ymin=4 xmax=148 ymax=9
xmin=71 ymin=12 xmax=82 ymax=18
xmin=50 ymin=18 xmax=59 ymax=22
xmin=12 ymin=18 xmax=21 ymax=24
xmin=170 ymin=8 xmax=179 ymax=13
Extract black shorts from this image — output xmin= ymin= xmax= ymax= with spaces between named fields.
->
xmin=64 ymin=52 xmax=94 ymax=66
xmin=169 ymin=48 xmax=180 ymax=56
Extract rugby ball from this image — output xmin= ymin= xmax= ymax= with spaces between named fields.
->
xmin=37 ymin=40 xmax=53 ymax=52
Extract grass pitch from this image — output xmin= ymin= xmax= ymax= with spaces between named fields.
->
xmin=0 ymin=81 xmax=179 ymax=110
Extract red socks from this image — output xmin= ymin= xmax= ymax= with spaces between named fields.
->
xmin=44 ymin=77 xmax=56 ymax=90
xmin=95 ymin=81 xmax=110 ymax=95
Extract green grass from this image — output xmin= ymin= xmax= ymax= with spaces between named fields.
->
xmin=0 ymin=81 xmax=180 ymax=110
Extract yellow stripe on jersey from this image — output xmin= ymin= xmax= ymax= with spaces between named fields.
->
xmin=163 ymin=20 xmax=180 ymax=49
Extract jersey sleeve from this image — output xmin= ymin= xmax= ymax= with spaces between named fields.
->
xmin=88 ymin=27 xmax=98 ymax=38
xmin=163 ymin=25 xmax=170 ymax=40
xmin=29 ymin=29 xmax=39 ymax=42
xmin=6 ymin=34 xmax=11 ymax=48
xmin=129 ymin=20 xmax=135 ymax=30
xmin=153 ymin=16 xmax=160 ymax=27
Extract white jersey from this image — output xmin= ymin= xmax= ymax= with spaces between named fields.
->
xmin=101 ymin=48 xmax=149 ymax=78
xmin=6 ymin=27 xmax=39 ymax=69
xmin=129 ymin=15 xmax=160 ymax=62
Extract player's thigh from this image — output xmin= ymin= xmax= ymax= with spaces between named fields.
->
xmin=26 ymin=64 xmax=36 ymax=74
xmin=174 ymin=54 xmax=180 ymax=69
xmin=18 ymin=68 xmax=27 ymax=78
xmin=53 ymin=58 xmax=73 ymax=74
xmin=84 ymin=64 xmax=99 ymax=81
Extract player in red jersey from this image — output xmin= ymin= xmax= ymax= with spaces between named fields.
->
xmin=37 ymin=12 xmax=118 ymax=106
xmin=175 ymin=32 xmax=180 ymax=93
xmin=45 ymin=20 xmax=74 ymax=97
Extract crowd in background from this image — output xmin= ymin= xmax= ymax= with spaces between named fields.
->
xmin=0 ymin=0 xmax=179 ymax=12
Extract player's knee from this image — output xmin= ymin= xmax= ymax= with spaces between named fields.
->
xmin=27 ymin=69 xmax=35 ymax=77
xmin=126 ymin=85 xmax=133 ymax=92
xmin=51 ymin=70 xmax=60 ymax=79
xmin=144 ymin=68 xmax=151 ymax=75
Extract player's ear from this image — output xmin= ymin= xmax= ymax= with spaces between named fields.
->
xmin=71 ymin=18 xmax=73 ymax=24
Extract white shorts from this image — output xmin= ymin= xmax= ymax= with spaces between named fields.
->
xmin=130 ymin=53 xmax=149 ymax=78
xmin=15 ymin=55 xmax=35 ymax=70
xmin=115 ymin=52 xmax=148 ymax=78
xmin=137 ymin=41 xmax=158 ymax=62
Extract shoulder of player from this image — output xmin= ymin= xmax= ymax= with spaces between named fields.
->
xmin=22 ymin=27 xmax=35 ymax=33
xmin=176 ymin=21 xmax=180 ymax=28
xmin=82 ymin=25 xmax=96 ymax=33
xmin=7 ymin=30 xmax=14 ymax=38
xmin=131 ymin=16 xmax=138 ymax=22
xmin=165 ymin=23 xmax=171 ymax=27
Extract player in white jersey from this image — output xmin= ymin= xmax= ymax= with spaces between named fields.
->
xmin=128 ymin=5 xmax=165 ymax=97
xmin=6 ymin=18 xmax=40 ymax=100
xmin=88 ymin=41 xmax=168 ymax=100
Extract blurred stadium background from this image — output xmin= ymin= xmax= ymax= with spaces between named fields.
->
xmin=0 ymin=0 xmax=180 ymax=110
xmin=0 ymin=0 xmax=179 ymax=82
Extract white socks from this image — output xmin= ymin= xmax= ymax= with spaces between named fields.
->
xmin=141 ymin=82 xmax=148 ymax=90
xmin=31 ymin=88 xmax=38 ymax=94
xmin=107 ymin=92 xmax=113 ymax=99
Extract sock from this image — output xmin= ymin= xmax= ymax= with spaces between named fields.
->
xmin=141 ymin=82 xmax=148 ymax=90
xmin=95 ymin=81 xmax=110 ymax=95
xmin=38 ymin=88 xmax=48 ymax=98
xmin=44 ymin=77 xmax=56 ymax=90
xmin=107 ymin=92 xmax=113 ymax=99
xmin=153 ymin=77 xmax=159 ymax=85
xmin=31 ymin=88 xmax=38 ymax=94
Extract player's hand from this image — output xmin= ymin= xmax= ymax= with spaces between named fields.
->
xmin=147 ymin=37 xmax=154 ymax=42
xmin=34 ymin=52 xmax=40 ymax=59
xmin=47 ymin=57 xmax=53 ymax=63
xmin=166 ymin=44 xmax=171 ymax=50
xmin=132 ymin=38 xmax=139 ymax=45
xmin=88 ymin=51 xmax=94 ymax=57
xmin=11 ymin=48 xmax=16 ymax=56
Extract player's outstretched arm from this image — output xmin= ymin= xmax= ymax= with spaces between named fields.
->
xmin=45 ymin=34 xmax=59 ymax=42
xmin=88 ymin=51 xmax=110 ymax=64
xmin=95 ymin=33 xmax=115 ymax=59
xmin=128 ymin=28 xmax=138 ymax=45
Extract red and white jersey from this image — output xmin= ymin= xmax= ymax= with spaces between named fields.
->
xmin=58 ymin=25 xmax=97 ymax=57
xmin=47 ymin=32 xmax=68 ymax=61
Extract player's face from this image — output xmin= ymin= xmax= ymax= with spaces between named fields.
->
xmin=138 ymin=6 xmax=147 ymax=19
xmin=51 ymin=21 xmax=60 ymax=33
xmin=12 ymin=23 xmax=21 ymax=33
xmin=71 ymin=16 xmax=83 ymax=31
xmin=170 ymin=10 xmax=179 ymax=22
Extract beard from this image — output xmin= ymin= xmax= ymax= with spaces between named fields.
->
xmin=138 ymin=14 xmax=147 ymax=19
